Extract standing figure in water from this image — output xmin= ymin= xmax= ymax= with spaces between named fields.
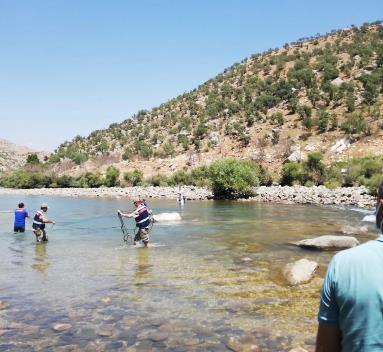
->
xmin=32 ymin=203 xmax=55 ymax=242
xmin=118 ymin=199 xmax=151 ymax=247
xmin=14 ymin=202 xmax=29 ymax=233
xmin=177 ymin=192 xmax=186 ymax=205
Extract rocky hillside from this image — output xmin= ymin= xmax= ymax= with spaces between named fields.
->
xmin=52 ymin=22 xmax=383 ymax=178
xmin=0 ymin=139 xmax=46 ymax=172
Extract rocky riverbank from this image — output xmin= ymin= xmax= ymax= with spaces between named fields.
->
xmin=0 ymin=185 xmax=376 ymax=207
xmin=251 ymin=185 xmax=376 ymax=208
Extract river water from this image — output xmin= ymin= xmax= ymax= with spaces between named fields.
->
xmin=0 ymin=195 xmax=377 ymax=351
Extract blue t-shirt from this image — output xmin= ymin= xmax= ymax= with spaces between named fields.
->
xmin=14 ymin=208 xmax=28 ymax=227
xmin=318 ymin=234 xmax=383 ymax=351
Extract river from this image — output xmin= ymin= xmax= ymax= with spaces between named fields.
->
xmin=0 ymin=195 xmax=377 ymax=351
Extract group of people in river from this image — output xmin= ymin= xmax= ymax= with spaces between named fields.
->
xmin=13 ymin=191 xmax=187 ymax=246
xmin=13 ymin=202 xmax=55 ymax=242
xmin=13 ymin=198 xmax=154 ymax=246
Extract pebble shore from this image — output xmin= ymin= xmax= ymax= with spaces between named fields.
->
xmin=0 ymin=185 xmax=376 ymax=208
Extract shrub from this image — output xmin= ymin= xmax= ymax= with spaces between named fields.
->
xmin=26 ymin=153 xmax=40 ymax=164
xmin=123 ymin=169 xmax=144 ymax=186
xmin=104 ymin=166 xmax=120 ymax=187
xmin=303 ymin=152 xmax=326 ymax=185
xmin=147 ymin=174 xmax=169 ymax=187
xmin=317 ymin=110 xmax=330 ymax=132
xmin=340 ymin=113 xmax=368 ymax=135
xmin=280 ymin=162 xmax=303 ymax=186
xmin=208 ymin=158 xmax=261 ymax=199
xmin=168 ymin=170 xmax=192 ymax=185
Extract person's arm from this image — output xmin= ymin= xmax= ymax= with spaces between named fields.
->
xmin=316 ymin=323 xmax=341 ymax=352
xmin=316 ymin=257 xmax=341 ymax=352
xmin=118 ymin=210 xmax=135 ymax=218
xmin=40 ymin=213 xmax=55 ymax=224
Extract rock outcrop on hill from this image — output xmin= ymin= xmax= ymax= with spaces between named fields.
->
xmin=0 ymin=138 xmax=46 ymax=172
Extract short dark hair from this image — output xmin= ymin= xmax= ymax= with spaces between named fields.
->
xmin=18 ymin=202 xmax=24 ymax=208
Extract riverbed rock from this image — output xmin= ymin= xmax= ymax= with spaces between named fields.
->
xmin=51 ymin=323 xmax=72 ymax=332
xmin=295 ymin=235 xmax=359 ymax=250
xmin=153 ymin=212 xmax=182 ymax=222
xmin=226 ymin=336 xmax=261 ymax=352
xmin=0 ymin=301 xmax=6 ymax=310
xmin=96 ymin=328 xmax=115 ymax=337
xmin=282 ymin=259 xmax=318 ymax=285
xmin=100 ymin=297 xmax=111 ymax=304
xmin=148 ymin=332 xmax=169 ymax=342
xmin=340 ymin=225 xmax=368 ymax=235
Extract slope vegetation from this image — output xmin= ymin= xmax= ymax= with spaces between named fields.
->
xmin=50 ymin=23 xmax=383 ymax=178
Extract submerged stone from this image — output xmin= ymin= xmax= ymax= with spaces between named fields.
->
xmin=226 ymin=336 xmax=261 ymax=352
xmin=96 ymin=328 xmax=115 ymax=337
xmin=51 ymin=323 xmax=72 ymax=332
xmin=148 ymin=332 xmax=169 ymax=342
xmin=294 ymin=235 xmax=359 ymax=250
xmin=283 ymin=259 xmax=318 ymax=285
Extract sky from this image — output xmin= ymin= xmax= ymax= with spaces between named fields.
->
xmin=0 ymin=0 xmax=382 ymax=151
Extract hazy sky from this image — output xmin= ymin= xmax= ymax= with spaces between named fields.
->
xmin=1 ymin=0 xmax=382 ymax=151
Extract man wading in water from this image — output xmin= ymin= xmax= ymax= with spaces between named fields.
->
xmin=118 ymin=199 xmax=151 ymax=247
xmin=32 ymin=204 xmax=55 ymax=242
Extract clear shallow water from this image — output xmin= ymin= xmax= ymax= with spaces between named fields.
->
xmin=0 ymin=196 xmax=378 ymax=351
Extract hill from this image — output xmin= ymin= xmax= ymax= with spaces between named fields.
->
xmin=36 ymin=23 xmax=383 ymax=179
xmin=0 ymin=138 xmax=46 ymax=172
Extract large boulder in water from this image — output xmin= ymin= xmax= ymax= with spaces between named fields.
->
xmin=283 ymin=258 xmax=318 ymax=285
xmin=340 ymin=225 xmax=368 ymax=235
xmin=294 ymin=235 xmax=359 ymax=250
xmin=152 ymin=212 xmax=182 ymax=223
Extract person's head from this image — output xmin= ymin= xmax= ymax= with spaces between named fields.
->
xmin=40 ymin=203 xmax=48 ymax=212
xmin=133 ymin=199 xmax=143 ymax=207
xmin=18 ymin=202 xmax=24 ymax=208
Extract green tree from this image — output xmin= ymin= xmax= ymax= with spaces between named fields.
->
xmin=208 ymin=158 xmax=261 ymax=199
xmin=104 ymin=166 xmax=120 ymax=187
xmin=123 ymin=169 xmax=144 ymax=186
xmin=280 ymin=162 xmax=303 ymax=186
xmin=26 ymin=153 xmax=40 ymax=164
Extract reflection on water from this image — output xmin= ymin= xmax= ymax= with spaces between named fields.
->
xmin=0 ymin=195 xmax=378 ymax=351
xmin=32 ymin=243 xmax=49 ymax=274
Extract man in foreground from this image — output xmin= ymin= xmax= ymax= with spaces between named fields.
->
xmin=13 ymin=202 xmax=29 ymax=233
xmin=316 ymin=181 xmax=383 ymax=352
xmin=32 ymin=203 xmax=55 ymax=242
xmin=118 ymin=199 xmax=151 ymax=247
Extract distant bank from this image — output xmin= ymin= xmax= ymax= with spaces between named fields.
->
xmin=0 ymin=185 xmax=376 ymax=208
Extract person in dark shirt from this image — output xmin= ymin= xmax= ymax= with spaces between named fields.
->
xmin=14 ymin=202 xmax=29 ymax=233
xmin=118 ymin=199 xmax=151 ymax=247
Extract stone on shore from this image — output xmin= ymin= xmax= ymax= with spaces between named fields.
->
xmin=294 ymin=235 xmax=359 ymax=250
xmin=283 ymin=259 xmax=318 ymax=285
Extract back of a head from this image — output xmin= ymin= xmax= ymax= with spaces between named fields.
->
xmin=18 ymin=202 xmax=24 ymax=208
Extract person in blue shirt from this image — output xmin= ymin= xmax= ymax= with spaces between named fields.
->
xmin=118 ymin=199 xmax=151 ymax=247
xmin=316 ymin=181 xmax=383 ymax=352
xmin=14 ymin=202 xmax=29 ymax=233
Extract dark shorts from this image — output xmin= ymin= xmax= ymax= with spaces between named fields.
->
xmin=14 ymin=226 xmax=25 ymax=233
xmin=33 ymin=228 xmax=48 ymax=242
xmin=134 ymin=227 xmax=149 ymax=244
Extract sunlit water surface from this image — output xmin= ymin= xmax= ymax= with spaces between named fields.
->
xmin=0 ymin=196 xmax=377 ymax=351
